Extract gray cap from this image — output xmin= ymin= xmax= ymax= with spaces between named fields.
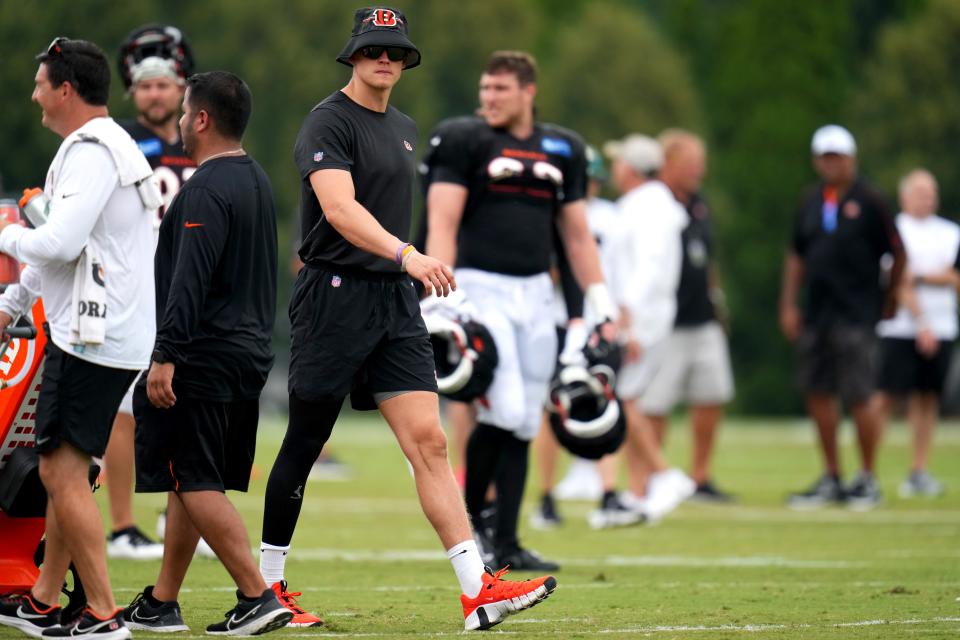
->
xmin=603 ymin=134 xmax=663 ymax=175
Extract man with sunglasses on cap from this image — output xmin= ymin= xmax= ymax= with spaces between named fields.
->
xmin=101 ymin=23 xmax=200 ymax=562
xmin=423 ymin=51 xmax=619 ymax=570
xmin=258 ymin=7 xmax=556 ymax=632
xmin=0 ymin=37 xmax=158 ymax=639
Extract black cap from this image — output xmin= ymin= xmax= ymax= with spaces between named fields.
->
xmin=336 ymin=7 xmax=421 ymax=70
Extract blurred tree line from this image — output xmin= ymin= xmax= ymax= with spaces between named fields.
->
xmin=0 ymin=0 xmax=953 ymax=414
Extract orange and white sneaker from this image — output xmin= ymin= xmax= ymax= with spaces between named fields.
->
xmin=270 ymin=581 xmax=324 ymax=628
xmin=460 ymin=566 xmax=557 ymax=631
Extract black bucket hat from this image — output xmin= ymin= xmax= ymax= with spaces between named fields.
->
xmin=336 ymin=7 xmax=421 ymax=70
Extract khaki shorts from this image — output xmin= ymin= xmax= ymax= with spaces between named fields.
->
xmin=640 ymin=321 xmax=734 ymax=415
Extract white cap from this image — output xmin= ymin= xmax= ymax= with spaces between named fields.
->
xmin=130 ymin=56 xmax=183 ymax=86
xmin=811 ymin=125 xmax=856 ymax=157
xmin=602 ymin=134 xmax=663 ymax=175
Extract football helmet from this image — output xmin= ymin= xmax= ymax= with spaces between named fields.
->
xmin=548 ymin=363 xmax=625 ymax=460
xmin=118 ymin=24 xmax=195 ymax=90
xmin=423 ymin=313 xmax=498 ymax=402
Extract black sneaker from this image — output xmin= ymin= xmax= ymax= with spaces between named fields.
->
xmin=205 ymin=589 xmax=293 ymax=635
xmin=42 ymin=608 xmax=130 ymax=640
xmin=691 ymin=480 xmax=736 ymax=503
xmin=846 ymin=471 xmax=882 ymax=511
xmin=497 ymin=546 xmax=561 ymax=572
xmin=122 ymin=586 xmax=189 ymax=632
xmin=0 ymin=593 xmax=62 ymax=638
xmin=587 ymin=491 xmax=644 ymax=529
xmin=786 ymin=473 xmax=846 ymax=510
xmin=529 ymin=493 xmax=563 ymax=530
xmin=107 ymin=526 xmax=164 ymax=560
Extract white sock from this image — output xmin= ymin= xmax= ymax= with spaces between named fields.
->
xmin=259 ymin=542 xmax=290 ymax=585
xmin=447 ymin=539 xmax=485 ymax=598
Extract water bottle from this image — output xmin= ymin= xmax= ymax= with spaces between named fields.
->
xmin=18 ymin=188 xmax=48 ymax=228
xmin=0 ymin=200 xmax=21 ymax=284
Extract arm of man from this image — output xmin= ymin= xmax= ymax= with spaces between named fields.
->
xmin=556 ymin=200 xmax=617 ymax=329
xmin=0 ymin=267 xmax=42 ymax=337
xmin=779 ymin=251 xmax=805 ymax=342
xmin=148 ymin=187 xmax=230 ymax=408
xmin=897 ymin=267 xmax=938 ymax=356
xmin=424 ymin=182 xmax=467 ymax=268
xmin=310 ymin=170 xmax=454 ymax=296
xmin=0 ymin=144 xmax=116 ymax=266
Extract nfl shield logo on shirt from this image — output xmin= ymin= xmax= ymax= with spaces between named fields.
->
xmin=331 ymin=275 xmax=342 ymax=288
xmin=313 ymin=151 xmax=324 ymax=162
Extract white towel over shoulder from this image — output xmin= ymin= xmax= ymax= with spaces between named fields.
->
xmin=69 ymin=237 xmax=107 ymax=348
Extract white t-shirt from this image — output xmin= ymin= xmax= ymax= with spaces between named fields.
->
xmin=551 ymin=196 xmax=621 ymax=325
xmin=0 ymin=135 xmax=155 ymax=369
xmin=610 ymin=180 xmax=689 ymax=348
xmin=878 ymin=213 xmax=960 ymax=340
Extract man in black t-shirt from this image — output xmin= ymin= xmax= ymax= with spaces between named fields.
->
xmin=779 ymin=125 xmax=904 ymax=511
xmin=124 ymin=71 xmax=290 ymax=635
xmin=424 ymin=51 xmax=618 ymax=571
xmin=105 ymin=23 xmax=198 ymax=561
xmin=639 ymin=131 xmax=735 ymax=502
xmin=258 ymin=8 xmax=556 ymax=632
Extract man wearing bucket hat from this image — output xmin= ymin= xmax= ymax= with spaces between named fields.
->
xmin=258 ymin=8 xmax=556 ymax=631
xmin=780 ymin=124 xmax=905 ymax=511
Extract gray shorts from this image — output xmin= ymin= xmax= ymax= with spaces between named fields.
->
xmin=640 ymin=321 xmax=734 ymax=415
xmin=796 ymin=323 xmax=877 ymax=406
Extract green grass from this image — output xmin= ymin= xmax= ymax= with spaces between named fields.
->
xmin=5 ymin=415 xmax=960 ymax=638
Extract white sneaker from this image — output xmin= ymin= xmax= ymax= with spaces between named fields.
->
xmin=156 ymin=510 xmax=218 ymax=558
xmin=107 ymin=527 xmax=164 ymax=560
xmin=643 ymin=468 xmax=695 ymax=522
xmin=587 ymin=493 xmax=644 ymax=530
xmin=898 ymin=470 xmax=945 ymax=498
xmin=553 ymin=458 xmax=603 ymax=501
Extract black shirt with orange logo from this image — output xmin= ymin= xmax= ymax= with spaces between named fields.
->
xmin=153 ymin=156 xmax=278 ymax=401
xmin=791 ymin=177 xmax=903 ymax=328
xmin=423 ymin=116 xmax=588 ymax=276
xmin=118 ymin=119 xmax=196 ymax=222
xmin=293 ymin=91 xmax=418 ymax=273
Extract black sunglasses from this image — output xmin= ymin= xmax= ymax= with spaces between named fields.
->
xmin=360 ymin=45 xmax=412 ymax=63
xmin=46 ymin=36 xmax=69 ymax=57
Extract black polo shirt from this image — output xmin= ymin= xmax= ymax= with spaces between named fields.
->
xmin=675 ymin=194 xmax=715 ymax=327
xmin=791 ymin=177 xmax=902 ymax=328
xmin=293 ymin=91 xmax=418 ymax=273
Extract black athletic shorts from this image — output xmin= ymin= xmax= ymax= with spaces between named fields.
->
xmin=35 ymin=342 xmax=137 ymax=457
xmin=288 ymin=263 xmax=438 ymax=409
xmin=877 ymin=337 xmax=954 ymax=394
xmin=796 ymin=323 xmax=877 ymax=406
xmin=133 ymin=385 xmax=259 ymax=492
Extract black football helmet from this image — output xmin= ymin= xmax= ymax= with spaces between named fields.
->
xmin=548 ymin=363 xmax=626 ymax=460
xmin=423 ymin=314 xmax=498 ymax=402
xmin=118 ymin=24 xmax=195 ymax=90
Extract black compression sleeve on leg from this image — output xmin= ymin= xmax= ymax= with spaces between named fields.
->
xmin=261 ymin=393 xmax=343 ymax=546
xmin=493 ymin=431 xmax=530 ymax=554
xmin=464 ymin=422 xmax=506 ymax=528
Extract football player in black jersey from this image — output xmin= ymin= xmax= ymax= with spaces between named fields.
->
xmin=424 ymin=51 xmax=618 ymax=571
xmin=258 ymin=8 xmax=557 ymax=631
xmin=103 ymin=24 xmax=198 ymax=562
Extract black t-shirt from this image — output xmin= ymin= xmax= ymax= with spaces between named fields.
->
xmin=675 ymin=194 xmax=715 ymax=327
xmin=118 ymin=119 xmax=196 ymax=221
xmin=293 ymin=91 xmax=418 ymax=273
xmin=153 ymin=156 xmax=278 ymax=401
xmin=423 ymin=116 xmax=588 ymax=276
xmin=791 ymin=177 xmax=902 ymax=328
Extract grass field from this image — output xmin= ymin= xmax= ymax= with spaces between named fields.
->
xmin=4 ymin=415 xmax=959 ymax=639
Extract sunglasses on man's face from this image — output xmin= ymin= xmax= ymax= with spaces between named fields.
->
xmin=360 ymin=45 xmax=411 ymax=63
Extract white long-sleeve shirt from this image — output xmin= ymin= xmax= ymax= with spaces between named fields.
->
xmin=0 ymin=119 xmax=155 ymax=369
xmin=611 ymin=180 xmax=688 ymax=348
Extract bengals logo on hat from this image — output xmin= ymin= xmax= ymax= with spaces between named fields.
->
xmin=365 ymin=8 xmax=403 ymax=28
